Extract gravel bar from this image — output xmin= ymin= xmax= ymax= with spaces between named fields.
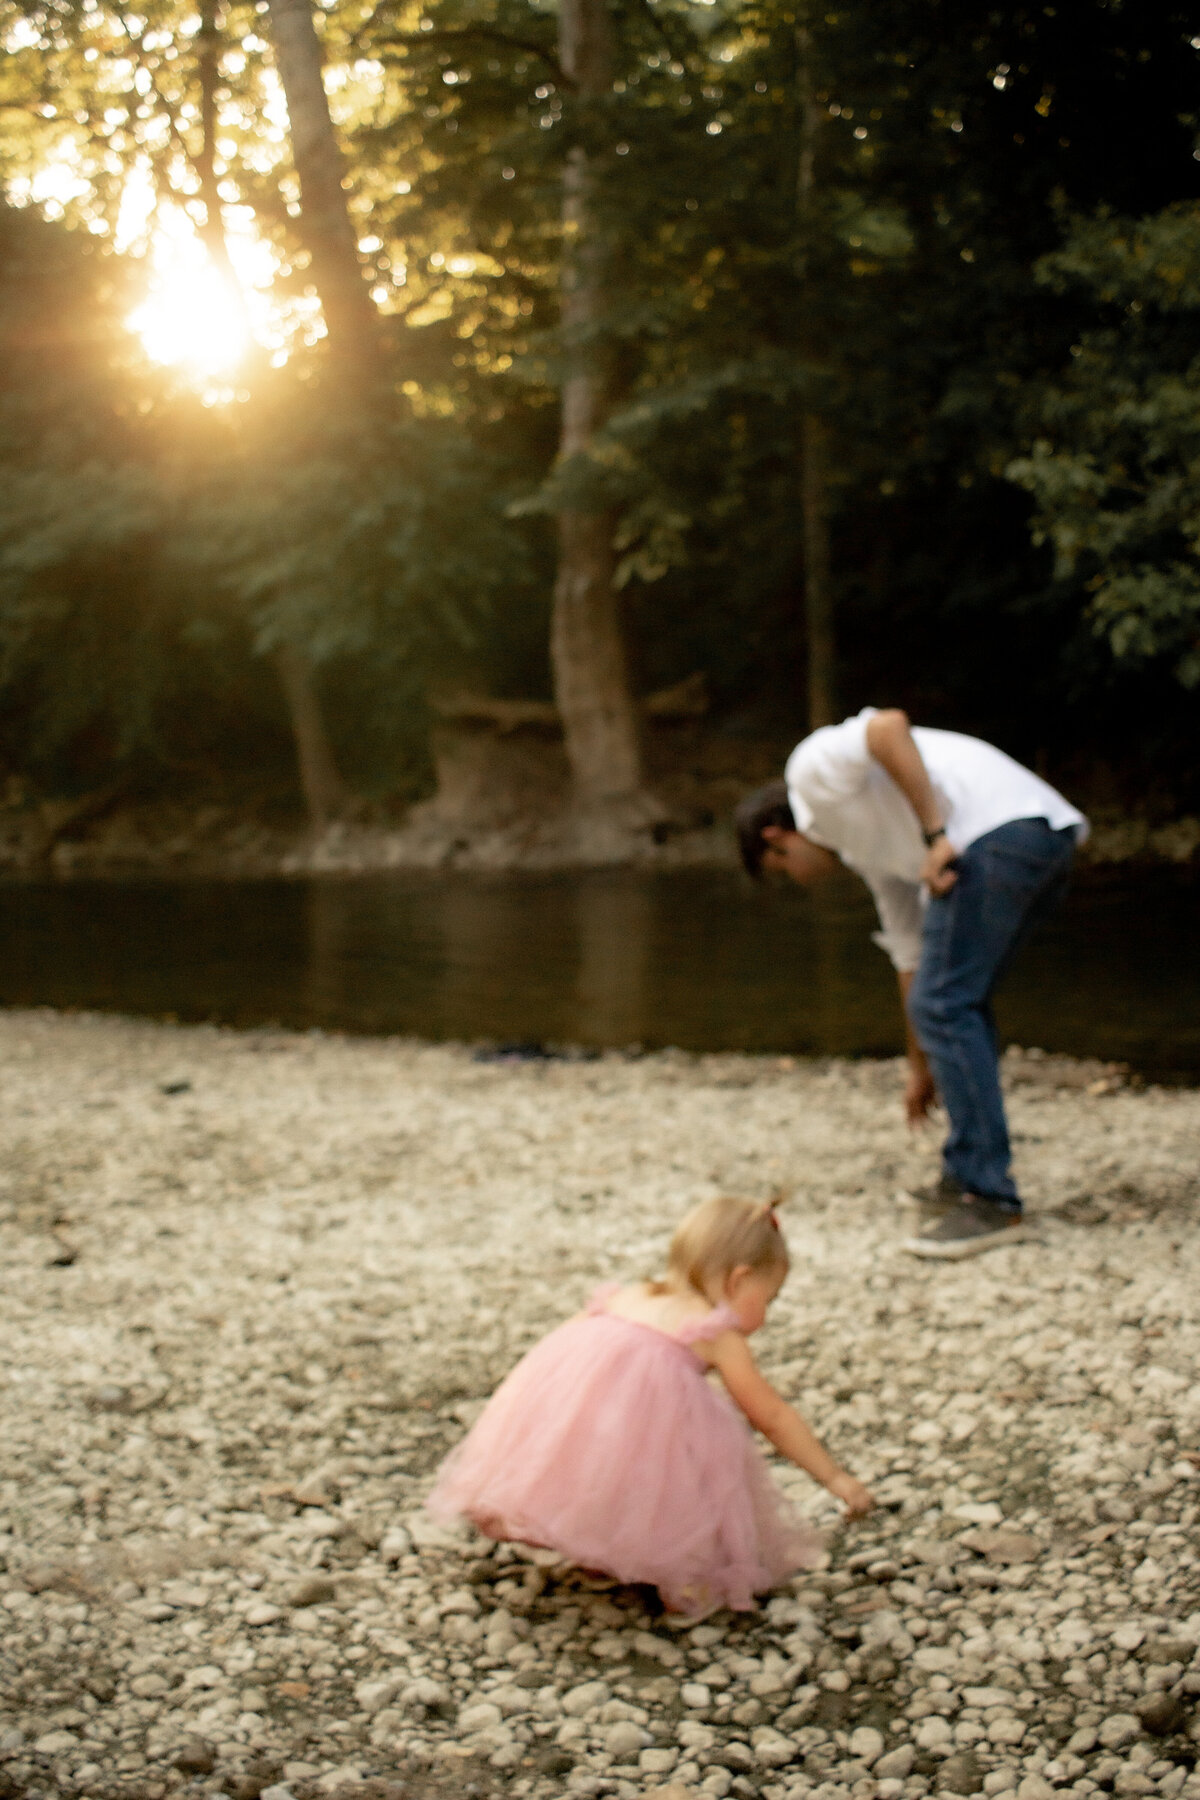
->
xmin=0 ymin=1009 xmax=1197 ymax=1800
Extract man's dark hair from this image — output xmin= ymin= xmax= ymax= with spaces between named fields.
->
xmin=734 ymin=780 xmax=796 ymax=879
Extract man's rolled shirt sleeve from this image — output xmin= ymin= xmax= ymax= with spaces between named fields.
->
xmin=865 ymin=873 xmax=925 ymax=973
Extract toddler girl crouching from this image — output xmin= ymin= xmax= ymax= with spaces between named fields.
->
xmin=429 ymin=1196 xmax=873 ymax=1620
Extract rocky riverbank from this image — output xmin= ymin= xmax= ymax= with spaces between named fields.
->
xmin=4 ymin=804 xmax=1199 ymax=881
xmin=1 ymin=1013 xmax=1198 ymax=1800
xmin=2 ymin=757 xmax=1198 ymax=881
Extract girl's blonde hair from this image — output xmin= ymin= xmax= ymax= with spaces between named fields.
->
xmin=665 ymin=1196 xmax=788 ymax=1298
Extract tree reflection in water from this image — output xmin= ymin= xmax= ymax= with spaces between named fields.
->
xmin=574 ymin=876 xmax=652 ymax=1049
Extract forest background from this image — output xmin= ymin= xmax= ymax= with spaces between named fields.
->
xmin=2 ymin=0 xmax=1199 ymax=866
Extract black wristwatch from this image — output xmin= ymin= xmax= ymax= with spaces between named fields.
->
xmin=922 ymin=825 xmax=947 ymax=847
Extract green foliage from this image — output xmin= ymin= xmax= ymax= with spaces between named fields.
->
xmin=0 ymin=203 xmax=546 ymax=794
xmin=0 ymin=0 xmax=300 ymax=280
xmin=1009 ymin=205 xmax=1200 ymax=685
xmin=3 ymin=0 xmax=1200 ymax=806
xmin=0 ymin=203 xmax=185 ymax=775
xmin=185 ymin=382 xmax=548 ymax=679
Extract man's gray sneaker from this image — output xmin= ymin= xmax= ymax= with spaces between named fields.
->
xmin=903 ymin=1197 xmax=1029 ymax=1260
xmin=899 ymin=1172 xmax=963 ymax=1229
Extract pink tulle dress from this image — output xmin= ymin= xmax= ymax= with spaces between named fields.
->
xmin=427 ymin=1284 xmax=824 ymax=1616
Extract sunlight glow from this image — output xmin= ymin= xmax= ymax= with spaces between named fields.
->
xmin=7 ymin=44 xmax=342 ymax=395
xmin=115 ymin=168 xmax=324 ymax=387
xmin=129 ymin=248 xmax=251 ymax=377
xmin=123 ymin=191 xmax=252 ymax=378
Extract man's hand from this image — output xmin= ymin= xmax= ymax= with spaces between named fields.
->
xmin=898 ymin=971 xmax=937 ymax=1127
xmin=904 ymin=1061 xmax=937 ymax=1126
xmin=921 ymin=834 xmax=958 ymax=895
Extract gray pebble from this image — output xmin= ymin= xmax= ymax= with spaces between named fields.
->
xmin=876 ymin=1746 xmax=917 ymax=1779
xmin=605 ymin=1721 xmax=649 ymax=1759
xmin=1099 ymin=1714 xmax=1143 ymax=1750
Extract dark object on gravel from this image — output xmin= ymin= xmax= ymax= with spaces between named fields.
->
xmin=536 ymin=1748 xmax=577 ymax=1776
xmin=288 ymin=1575 xmax=337 ymax=1607
xmin=1137 ymin=1690 xmax=1191 ymax=1736
xmin=937 ymin=1751 xmax=985 ymax=1792
xmin=472 ymin=1040 xmax=601 ymax=1063
xmin=172 ymin=1739 xmax=217 ymax=1774
xmin=230 ymin=1758 xmax=285 ymax=1800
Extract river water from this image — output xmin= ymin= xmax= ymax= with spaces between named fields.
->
xmin=0 ymin=865 xmax=1195 ymax=1077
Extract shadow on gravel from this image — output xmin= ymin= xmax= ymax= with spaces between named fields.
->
xmin=1048 ymin=1177 xmax=1195 ymax=1224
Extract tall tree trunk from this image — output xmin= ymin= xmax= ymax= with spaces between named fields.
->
xmin=796 ymin=12 xmax=836 ymax=729
xmin=197 ymin=2 xmax=350 ymax=835
xmin=264 ymin=0 xmax=384 ymax=827
xmin=265 ymin=0 xmax=381 ymax=396
xmin=551 ymin=0 xmax=648 ymax=814
xmin=801 ymin=413 xmax=835 ymax=727
xmin=275 ymin=644 xmax=351 ymax=830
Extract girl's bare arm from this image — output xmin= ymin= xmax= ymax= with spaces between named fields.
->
xmin=707 ymin=1333 xmax=874 ymax=1517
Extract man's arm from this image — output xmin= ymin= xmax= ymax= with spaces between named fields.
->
xmin=897 ymin=969 xmax=937 ymax=1125
xmin=862 ymin=874 xmax=937 ymax=1126
xmin=864 ymin=709 xmax=958 ymax=895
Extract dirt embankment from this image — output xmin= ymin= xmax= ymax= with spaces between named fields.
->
xmin=3 ymin=697 xmax=1198 ymax=880
xmin=1 ymin=758 xmax=1197 ymax=883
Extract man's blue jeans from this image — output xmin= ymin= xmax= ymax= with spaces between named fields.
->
xmin=906 ymin=817 xmax=1076 ymax=1210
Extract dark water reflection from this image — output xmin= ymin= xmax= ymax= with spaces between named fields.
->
xmin=0 ymin=866 xmax=1196 ymax=1078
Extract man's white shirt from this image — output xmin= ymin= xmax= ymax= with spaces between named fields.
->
xmin=784 ymin=708 xmax=1088 ymax=972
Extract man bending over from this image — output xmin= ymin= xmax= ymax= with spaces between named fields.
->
xmin=735 ymin=708 xmax=1087 ymax=1259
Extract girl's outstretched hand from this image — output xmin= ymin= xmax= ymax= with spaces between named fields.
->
xmin=828 ymin=1470 xmax=875 ymax=1518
